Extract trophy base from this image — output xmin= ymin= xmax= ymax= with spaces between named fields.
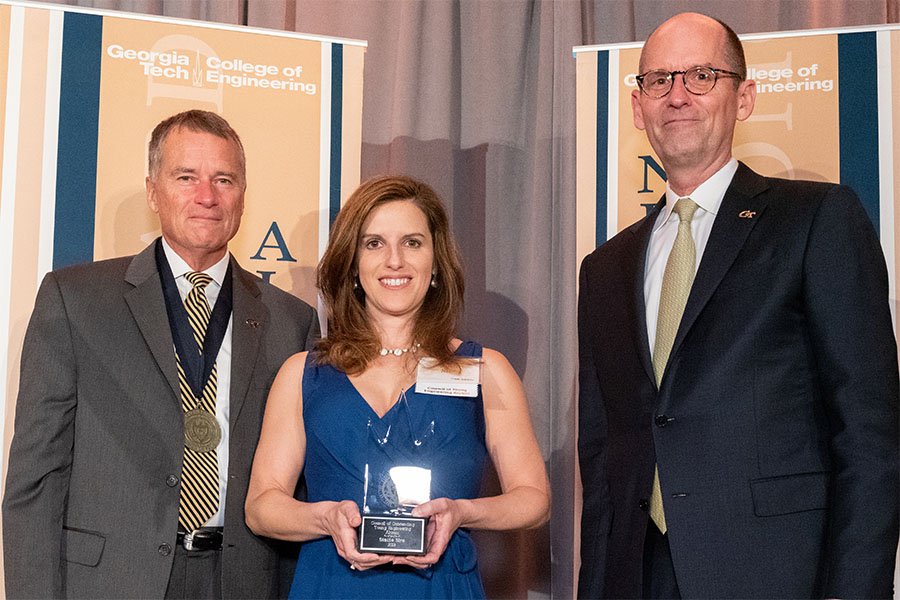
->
xmin=357 ymin=514 xmax=428 ymax=555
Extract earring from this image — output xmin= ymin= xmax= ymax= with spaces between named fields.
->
xmin=353 ymin=274 xmax=360 ymax=290
xmin=430 ymin=273 xmax=438 ymax=288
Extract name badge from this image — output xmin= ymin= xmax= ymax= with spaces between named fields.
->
xmin=415 ymin=358 xmax=481 ymax=397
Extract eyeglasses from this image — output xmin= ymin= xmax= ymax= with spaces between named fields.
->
xmin=635 ymin=66 xmax=743 ymax=98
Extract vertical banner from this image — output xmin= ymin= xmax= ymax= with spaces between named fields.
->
xmin=575 ymin=24 xmax=898 ymax=355
xmin=0 ymin=0 xmax=365 ymax=492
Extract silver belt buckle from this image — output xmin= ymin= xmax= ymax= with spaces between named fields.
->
xmin=183 ymin=530 xmax=196 ymax=551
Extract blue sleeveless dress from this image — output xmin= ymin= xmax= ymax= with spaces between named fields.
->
xmin=289 ymin=342 xmax=488 ymax=599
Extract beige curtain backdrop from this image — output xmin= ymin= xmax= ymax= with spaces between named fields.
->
xmin=23 ymin=0 xmax=900 ymax=597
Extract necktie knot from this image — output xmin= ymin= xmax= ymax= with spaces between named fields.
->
xmin=184 ymin=272 xmax=212 ymax=350
xmin=186 ymin=271 xmax=212 ymax=289
xmin=673 ymin=197 xmax=699 ymax=223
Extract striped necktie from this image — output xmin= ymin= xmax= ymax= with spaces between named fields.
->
xmin=650 ymin=198 xmax=699 ymax=534
xmin=178 ymin=271 xmax=220 ymax=532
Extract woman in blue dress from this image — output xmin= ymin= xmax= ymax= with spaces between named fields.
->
xmin=245 ymin=175 xmax=549 ymax=599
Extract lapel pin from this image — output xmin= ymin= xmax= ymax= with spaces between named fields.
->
xmin=245 ymin=319 xmax=259 ymax=328
xmin=738 ymin=210 xmax=756 ymax=219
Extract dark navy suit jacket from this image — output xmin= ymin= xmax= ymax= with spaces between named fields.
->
xmin=577 ymin=163 xmax=899 ymax=598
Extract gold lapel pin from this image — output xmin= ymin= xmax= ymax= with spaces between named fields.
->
xmin=245 ymin=319 xmax=259 ymax=328
xmin=738 ymin=210 xmax=756 ymax=219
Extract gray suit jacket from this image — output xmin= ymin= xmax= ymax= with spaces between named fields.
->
xmin=3 ymin=240 xmax=319 ymax=599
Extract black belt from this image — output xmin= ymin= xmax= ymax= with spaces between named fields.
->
xmin=176 ymin=527 xmax=223 ymax=551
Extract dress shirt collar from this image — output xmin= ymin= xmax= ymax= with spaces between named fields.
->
xmin=654 ymin=158 xmax=738 ymax=233
xmin=160 ymin=237 xmax=229 ymax=287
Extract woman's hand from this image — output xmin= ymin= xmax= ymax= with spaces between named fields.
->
xmin=390 ymin=497 xmax=466 ymax=569
xmin=321 ymin=500 xmax=392 ymax=571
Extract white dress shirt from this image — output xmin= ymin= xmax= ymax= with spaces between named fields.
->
xmin=644 ymin=158 xmax=738 ymax=353
xmin=162 ymin=239 xmax=232 ymax=527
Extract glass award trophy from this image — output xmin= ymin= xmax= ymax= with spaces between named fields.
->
xmin=358 ymin=391 xmax=434 ymax=555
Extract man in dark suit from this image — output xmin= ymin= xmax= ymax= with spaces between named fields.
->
xmin=578 ymin=13 xmax=899 ymax=599
xmin=3 ymin=110 xmax=319 ymax=599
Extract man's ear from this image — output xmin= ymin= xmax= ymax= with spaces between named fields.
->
xmin=631 ymin=89 xmax=647 ymax=131
xmin=146 ymin=176 xmax=159 ymax=214
xmin=735 ymin=79 xmax=757 ymax=122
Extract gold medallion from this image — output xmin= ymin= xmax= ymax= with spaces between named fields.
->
xmin=184 ymin=408 xmax=221 ymax=453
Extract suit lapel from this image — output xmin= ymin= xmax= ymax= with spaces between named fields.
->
xmin=123 ymin=241 xmax=180 ymax=402
xmin=229 ymin=259 xmax=266 ymax=434
xmin=669 ymin=163 xmax=769 ymax=362
xmin=630 ymin=199 xmax=664 ymax=389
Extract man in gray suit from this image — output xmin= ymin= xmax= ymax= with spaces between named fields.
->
xmin=3 ymin=110 xmax=319 ymax=599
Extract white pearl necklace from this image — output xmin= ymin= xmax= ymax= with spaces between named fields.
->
xmin=379 ymin=343 xmax=421 ymax=357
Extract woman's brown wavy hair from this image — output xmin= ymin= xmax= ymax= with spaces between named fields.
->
xmin=315 ymin=175 xmax=465 ymax=374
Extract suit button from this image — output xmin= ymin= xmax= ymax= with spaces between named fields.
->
xmin=166 ymin=474 xmax=179 ymax=487
xmin=639 ymin=499 xmax=650 ymax=511
xmin=158 ymin=543 xmax=171 ymax=556
xmin=655 ymin=415 xmax=670 ymax=427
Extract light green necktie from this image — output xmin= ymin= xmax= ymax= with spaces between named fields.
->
xmin=650 ymin=197 xmax=699 ymax=534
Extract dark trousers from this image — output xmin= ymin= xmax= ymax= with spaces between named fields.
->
xmin=642 ymin=521 xmax=681 ymax=599
xmin=164 ymin=545 xmax=222 ymax=600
